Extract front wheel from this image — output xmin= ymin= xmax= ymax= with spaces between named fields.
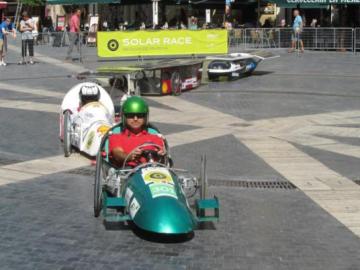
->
xmin=171 ymin=71 xmax=181 ymax=96
xmin=94 ymin=151 xmax=104 ymax=217
xmin=63 ymin=110 xmax=72 ymax=157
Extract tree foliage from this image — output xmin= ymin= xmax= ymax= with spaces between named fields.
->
xmin=20 ymin=0 xmax=46 ymax=6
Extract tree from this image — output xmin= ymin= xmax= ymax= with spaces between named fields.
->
xmin=20 ymin=0 xmax=45 ymax=6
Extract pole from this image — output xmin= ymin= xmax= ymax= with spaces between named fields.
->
xmin=257 ymin=0 xmax=260 ymax=27
xmin=152 ymin=0 xmax=159 ymax=27
xmin=15 ymin=0 xmax=23 ymax=28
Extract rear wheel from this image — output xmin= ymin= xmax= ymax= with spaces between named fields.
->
xmin=171 ymin=71 xmax=181 ymax=96
xmin=94 ymin=151 xmax=104 ymax=217
xmin=63 ymin=110 xmax=72 ymax=157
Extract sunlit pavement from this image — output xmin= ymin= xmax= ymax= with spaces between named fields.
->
xmin=0 ymin=41 xmax=359 ymax=270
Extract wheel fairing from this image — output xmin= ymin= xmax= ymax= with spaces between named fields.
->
xmin=123 ymin=169 xmax=196 ymax=234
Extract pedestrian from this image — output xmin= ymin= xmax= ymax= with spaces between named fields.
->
xmin=279 ymin=19 xmax=286 ymax=27
xmin=19 ymin=11 xmax=35 ymax=64
xmin=310 ymin=18 xmax=318 ymax=28
xmin=0 ymin=17 xmax=16 ymax=66
xmin=65 ymin=8 xmax=81 ymax=62
xmin=289 ymin=9 xmax=304 ymax=53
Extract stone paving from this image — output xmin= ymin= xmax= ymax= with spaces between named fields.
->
xmin=0 ymin=39 xmax=360 ymax=269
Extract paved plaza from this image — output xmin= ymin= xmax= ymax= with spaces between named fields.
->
xmin=0 ymin=40 xmax=359 ymax=270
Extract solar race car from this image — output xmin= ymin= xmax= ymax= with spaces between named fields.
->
xmin=94 ymin=123 xmax=219 ymax=237
xmin=78 ymin=59 xmax=203 ymax=96
xmin=206 ymin=51 xmax=279 ymax=80
xmin=59 ymin=82 xmax=115 ymax=157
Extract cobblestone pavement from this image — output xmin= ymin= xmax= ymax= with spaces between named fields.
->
xmin=0 ymin=40 xmax=359 ymax=269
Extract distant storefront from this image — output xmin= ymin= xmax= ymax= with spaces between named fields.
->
xmin=269 ymin=0 xmax=360 ymax=27
xmin=2 ymin=0 xmax=357 ymax=30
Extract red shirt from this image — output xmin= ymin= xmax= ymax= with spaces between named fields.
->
xmin=109 ymin=129 xmax=165 ymax=165
xmin=69 ymin=14 xmax=80 ymax=33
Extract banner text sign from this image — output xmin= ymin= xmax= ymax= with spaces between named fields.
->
xmin=97 ymin=30 xmax=228 ymax=57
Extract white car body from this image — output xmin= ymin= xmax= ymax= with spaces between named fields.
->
xmin=59 ymin=82 xmax=115 ymax=157
xmin=206 ymin=52 xmax=279 ymax=79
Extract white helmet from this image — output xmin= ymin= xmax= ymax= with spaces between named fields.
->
xmin=79 ymin=83 xmax=100 ymax=103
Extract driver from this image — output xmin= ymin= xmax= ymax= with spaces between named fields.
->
xmin=109 ymin=96 xmax=165 ymax=167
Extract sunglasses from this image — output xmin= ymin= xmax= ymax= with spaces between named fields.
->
xmin=125 ymin=113 xmax=146 ymax=119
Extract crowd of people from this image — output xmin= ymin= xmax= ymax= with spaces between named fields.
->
xmin=0 ymin=11 xmax=37 ymax=66
xmin=0 ymin=7 xmax=324 ymax=65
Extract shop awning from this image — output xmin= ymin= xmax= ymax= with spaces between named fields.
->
xmin=0 ymin=1 xmax=7 ymax=9
xmin=47 ymin=0 xmax=119 ymax=4
xmin=268 ymin=0 xmax=360 ymax=7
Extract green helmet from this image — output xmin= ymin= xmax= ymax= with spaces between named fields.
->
xmin=122 ymin=96 xmax=149 ymax=125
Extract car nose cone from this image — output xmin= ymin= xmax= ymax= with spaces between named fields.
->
xmin=132 ymin=197 xmax=196 ymax=235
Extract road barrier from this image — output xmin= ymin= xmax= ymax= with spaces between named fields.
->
xmin=9 ymin=28 xmax=358 ymax=63
xmin=228 ymin=27 xmax=355 ymax=52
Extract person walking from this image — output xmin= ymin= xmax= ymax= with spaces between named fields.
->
xmin=289 ymin=9 xmax=304 ymax=53
xmin=0 ymin=17 xmax=16 ymax=66
xmin=65 ymin=8 xmax=81 ymax=62
xmin=19 ymin=11 xmax=35 ymax=64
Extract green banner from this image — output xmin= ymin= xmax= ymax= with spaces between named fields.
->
xmin=270 ymin=0 xmax=360 ymax=6
xmin=97 ymin=30 xmax=228 ymax=58
xmin=47 ymin=0 xmax=118 ymax=4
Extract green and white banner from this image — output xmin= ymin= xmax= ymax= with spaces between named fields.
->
xmin=270 ymin=0 xmax=360 ymax=7
xmin=97 ymin=30 xmax=228 ymax=57
xmin=286 ymin=0 xmax=360 ymax=3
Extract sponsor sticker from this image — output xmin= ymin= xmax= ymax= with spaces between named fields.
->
xmin=245 ymin=62 xmax=256 ymax=72
xmin=85 ymin=131 xmax=95 ymax=149
xmin=149 ymin=183 xmax=178 ymax=199
xmin=142 ymin=168 xmax=174 ymax=185
xmin=129 ymin=197 xmax=140 ymax=218
xmin=97 ymin=125 xmax=110 ymax=135
xmin=107 ymin=39 xmax=119 ymax=51
xmin=125 ymin=188 xmax=134 ymax=205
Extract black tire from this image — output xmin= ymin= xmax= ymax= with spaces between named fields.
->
xmin=207 ymin=73 xmax=219 ymax=81
xmin=94 ymin=151 xmax=103 ymax=217
xmin=63 ymin=110 xmax=72 ymax=157
xmin=171 ymin=71 xmax=181 ymax=96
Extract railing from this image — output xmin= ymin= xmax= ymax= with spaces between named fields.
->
xmin=355 ymin=28 xmax=360 ymax=53
xmin=10 ymin=28 xmax=358 ymax=63
xmin=33 ymin=31 xmax=93 ymax=62
xmin=228 ymin=27 xmax=355 ymax=52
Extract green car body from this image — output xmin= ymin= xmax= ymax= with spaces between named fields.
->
xmin=95 ymin=123 xmax=219 ymax=236
xmin=124 ymin=168 xmax=197 ymax=234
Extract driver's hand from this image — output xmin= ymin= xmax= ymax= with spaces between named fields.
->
xmin=129 ymin=148 xmax=142 ymax=161
xmin=157 ymin=148 xmax=166 ymax=156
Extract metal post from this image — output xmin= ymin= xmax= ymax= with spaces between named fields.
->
xmin=297 ymin=30 xmax=300 ymax=57
xmin=200 ymin=154 xmax=207 ymax=200
xmin=79 ymin=32 xmax=83 ymax=63
xmin=278 ymin=28 xmax=280 ymax=48
xmin=354 ymin=28 xmax=357 ymax=54
xmin=244 ymin=28 xmax=247 ymax=49
xmin=257 ymin=0 xmax=260 ymax=27
xmin=333 ymin=28 xmax=336 ymax=49
xmin=315 ymin=27 xmax=318 ymax=50
xmin=14 ymin=0 xmax=22 ymax=28
xmin=152 ymin=0 xmax=159 ymax=27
